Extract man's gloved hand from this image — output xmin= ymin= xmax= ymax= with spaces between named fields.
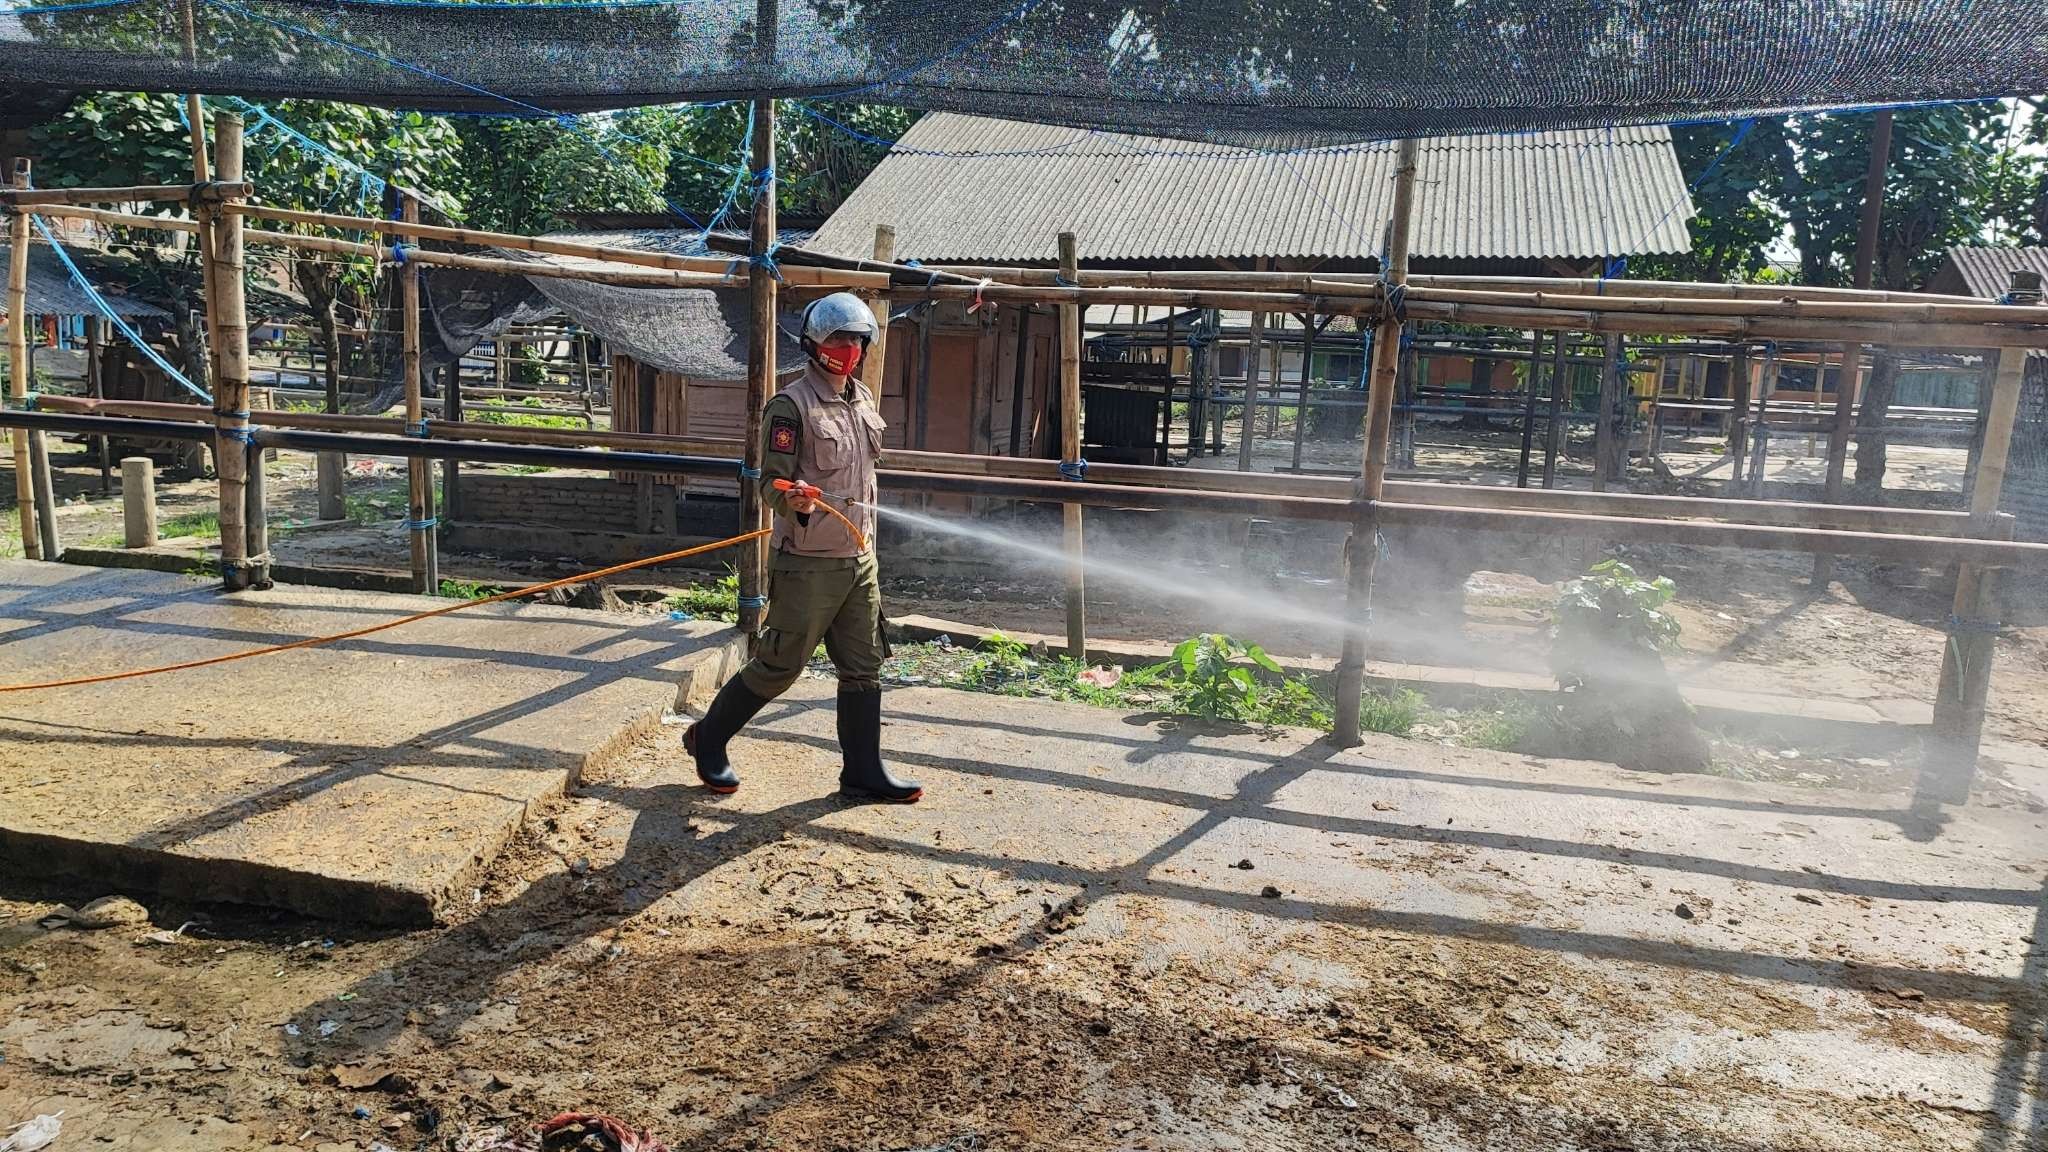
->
xmin=774 ymin=478 xmax=822 ymax=515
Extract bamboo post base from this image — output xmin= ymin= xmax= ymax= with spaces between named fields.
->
xmin=1927 ymin=514 xmax=2016 ymax=804
xmin=27 ymin=430 xmax=59 ymax=561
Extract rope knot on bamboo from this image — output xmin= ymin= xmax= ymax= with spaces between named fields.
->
xmin=1946 ymin=614 xmax=2007 ymax=635
xmin=1058 ymin=458 xmax=1089 ymax=481
xmin=738 ymin=464 xmax=762 ymax=479
xmin=737 ymin=595 xmax=768 ymax=611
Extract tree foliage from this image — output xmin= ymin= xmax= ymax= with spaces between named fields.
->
xmin=1639 ymin=102 xmax=2039 ymax=290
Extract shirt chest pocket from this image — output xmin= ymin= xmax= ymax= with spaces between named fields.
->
xmin=805 ymin=410 xmax=852 ymax=473
xmin=859 ymin=408 xmax=886 ymax=459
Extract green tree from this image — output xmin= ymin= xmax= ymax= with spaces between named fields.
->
xmin=451 ymin=116 xmax=671 ymax=235
xmin=1632 ymin=119 xmax=1786 ymax=283
xmin=615 ymin=101 xmax=915 ymax=225
xmin=30 ymin=92 xmax=222 ymax=388
xmin=1773 ymin=105 xmax=2014 ymax=290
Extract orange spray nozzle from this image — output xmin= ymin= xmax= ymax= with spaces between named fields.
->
xmin=768 ymin=478 xmax=866 ymax=551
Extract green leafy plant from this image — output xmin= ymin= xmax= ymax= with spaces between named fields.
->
xmin=1550 ymin=559 xmax=1680 ymax=686
xmin=965 ymin=630 xmax=1033 ymax=689
xmin=438 ymin=578 xmax=505 ymax=600
xmin=1547 ymin=560 xmax=1710 ymax=773
xmin=1157 ymin=633 xmax=1284 ymax=721
xmin=664 ymin=566 xmax=739 ymax=621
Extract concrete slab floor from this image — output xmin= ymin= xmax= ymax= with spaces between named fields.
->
xmin=0 ymin=560 xmax=730 ymax=925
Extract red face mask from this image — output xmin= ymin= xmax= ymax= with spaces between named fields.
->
xmin=813 ymin=339 xmax=863 ymax=377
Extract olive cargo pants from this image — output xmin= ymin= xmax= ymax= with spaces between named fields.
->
xmin=738 ymin=550 xmax=886 ymax=698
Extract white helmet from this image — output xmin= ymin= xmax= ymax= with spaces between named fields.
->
xmin=800 ymin=292 xmax=879 ymax=348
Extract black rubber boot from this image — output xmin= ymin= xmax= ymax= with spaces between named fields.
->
xmin=683 ymin=677 xmax=772 ymax=794
xmin=836 ymin=688 xmax=922 ymax=803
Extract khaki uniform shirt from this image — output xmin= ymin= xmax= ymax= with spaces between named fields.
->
xmin=760 ymin=365 xmax=884 ymax=559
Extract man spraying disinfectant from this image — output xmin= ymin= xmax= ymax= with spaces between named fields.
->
xmin=683 ymin=292 xmax=922 ymax=803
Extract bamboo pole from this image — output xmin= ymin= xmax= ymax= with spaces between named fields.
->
xmin=1239 ymin=291 xmax=1263 ymax=472
xmin=229 ymin=204 xmax=881 ymax=290
xmin=1405 ymin=274 xmax=1980 ymax=306
xmin=1930 ymin=345 xmax=2027 ymax=793
xmin=1742 ymin=347 xmax=1773 ymax=494
xmin=1291 ymin=313 xmax=1317 ymax=472
xmin=1367 ymin=500 xmax=2047 ymax=568
xmin=400 ymin=194 xmax=434 ymax=594
xmin=739 ymin=92 xmax=776 ymax=637
xmin=236 ymin=227 xmax=747 ymax=289
xmin=441 ymin=361 xmax=462 ymax=523
xmin=1592 ymin=334 xmax=1623 ymax=491
xmin=31 ymin=397 xmax=1997 ymax=541
xmin=1724 ymin=347 xmax=1752 ymax=496
xmin=89 ymin=317 xmax=111 ymax=495
xmin=25 ymin=397 xmax=57 ymax=561
xmin=1541 ymin=326 xmax=1567 ymax=488
xmin=1810 ymin=344 xmax=1865 ymax=586
xmin=7 ymin=159 xmax=41 ymax=560
xmin=1059 ymin=232 xmax=1087 ymax=661
xmin=1516 ymin=328 xmax=1543 ymax=488
xmin=0 ymin=183 xmax=251 ymax=207
xmin=216 ymin=114 xmax=268 ymax=588
xmin=920 ymin=265 xmax=1984 ymax=306
xmin=859 ymin=224 xmax=895 ymax=397
xmin=1383 ymin=298 xmax=2048 ymax=350
xmin=202 ymin=117 xmax=257 ymax=590
xmin=27 ymin=205 xmax=200 ymax=234
xmin=1397 ymin=282 xmax=2047 ymax=326
xmin=1335 ymin=128 xmax=1421 ymax=746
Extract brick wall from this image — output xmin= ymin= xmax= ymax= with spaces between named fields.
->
xmin=455 ymin=475 xmax=666 ymax=535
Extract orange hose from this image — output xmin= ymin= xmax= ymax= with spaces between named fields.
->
xmin=0 ymin=528 xmax=773 ymax=694
xmin=814 ymin=501 xmax=868 ymax=553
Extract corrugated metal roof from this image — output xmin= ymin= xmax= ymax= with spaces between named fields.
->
xmin=811 ymin=114 xmax=1693 ymax=265
xmin=0 ymin=243 xmax=170 ymax=320
xmin=1938 ymin=246 xmax=2048 ymax=299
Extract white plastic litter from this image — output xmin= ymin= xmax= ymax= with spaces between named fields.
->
xmin=0 ymin=1113 xmax=63 ymax=1152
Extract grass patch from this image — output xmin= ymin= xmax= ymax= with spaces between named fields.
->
xmin=438 ymin=578 xmax=506 ymax=600
xmin=470 ymin=397 xmax=586 ymax=430
xmin=499 ymin=464 xmax=553 ymax=476
xmin=159 ymin=509 xmax=220 ymax=539
xmin=1419 ymin=693 xmax=1553 ymax=753
xmin=1355 ymin=688 xmax=1423 ymax=737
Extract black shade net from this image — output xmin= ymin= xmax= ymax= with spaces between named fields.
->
xmin=2 ymin=0 xmax=2047 ymax=143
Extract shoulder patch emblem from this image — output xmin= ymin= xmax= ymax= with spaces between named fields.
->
xmin=769 ymin=416 xmax=798 ymax=454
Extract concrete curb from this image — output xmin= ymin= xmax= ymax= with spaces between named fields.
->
xmin=61 ymin=545 xmax=418 ymax=593
xmin=671 ymin=628 xmax=751 ymax=716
